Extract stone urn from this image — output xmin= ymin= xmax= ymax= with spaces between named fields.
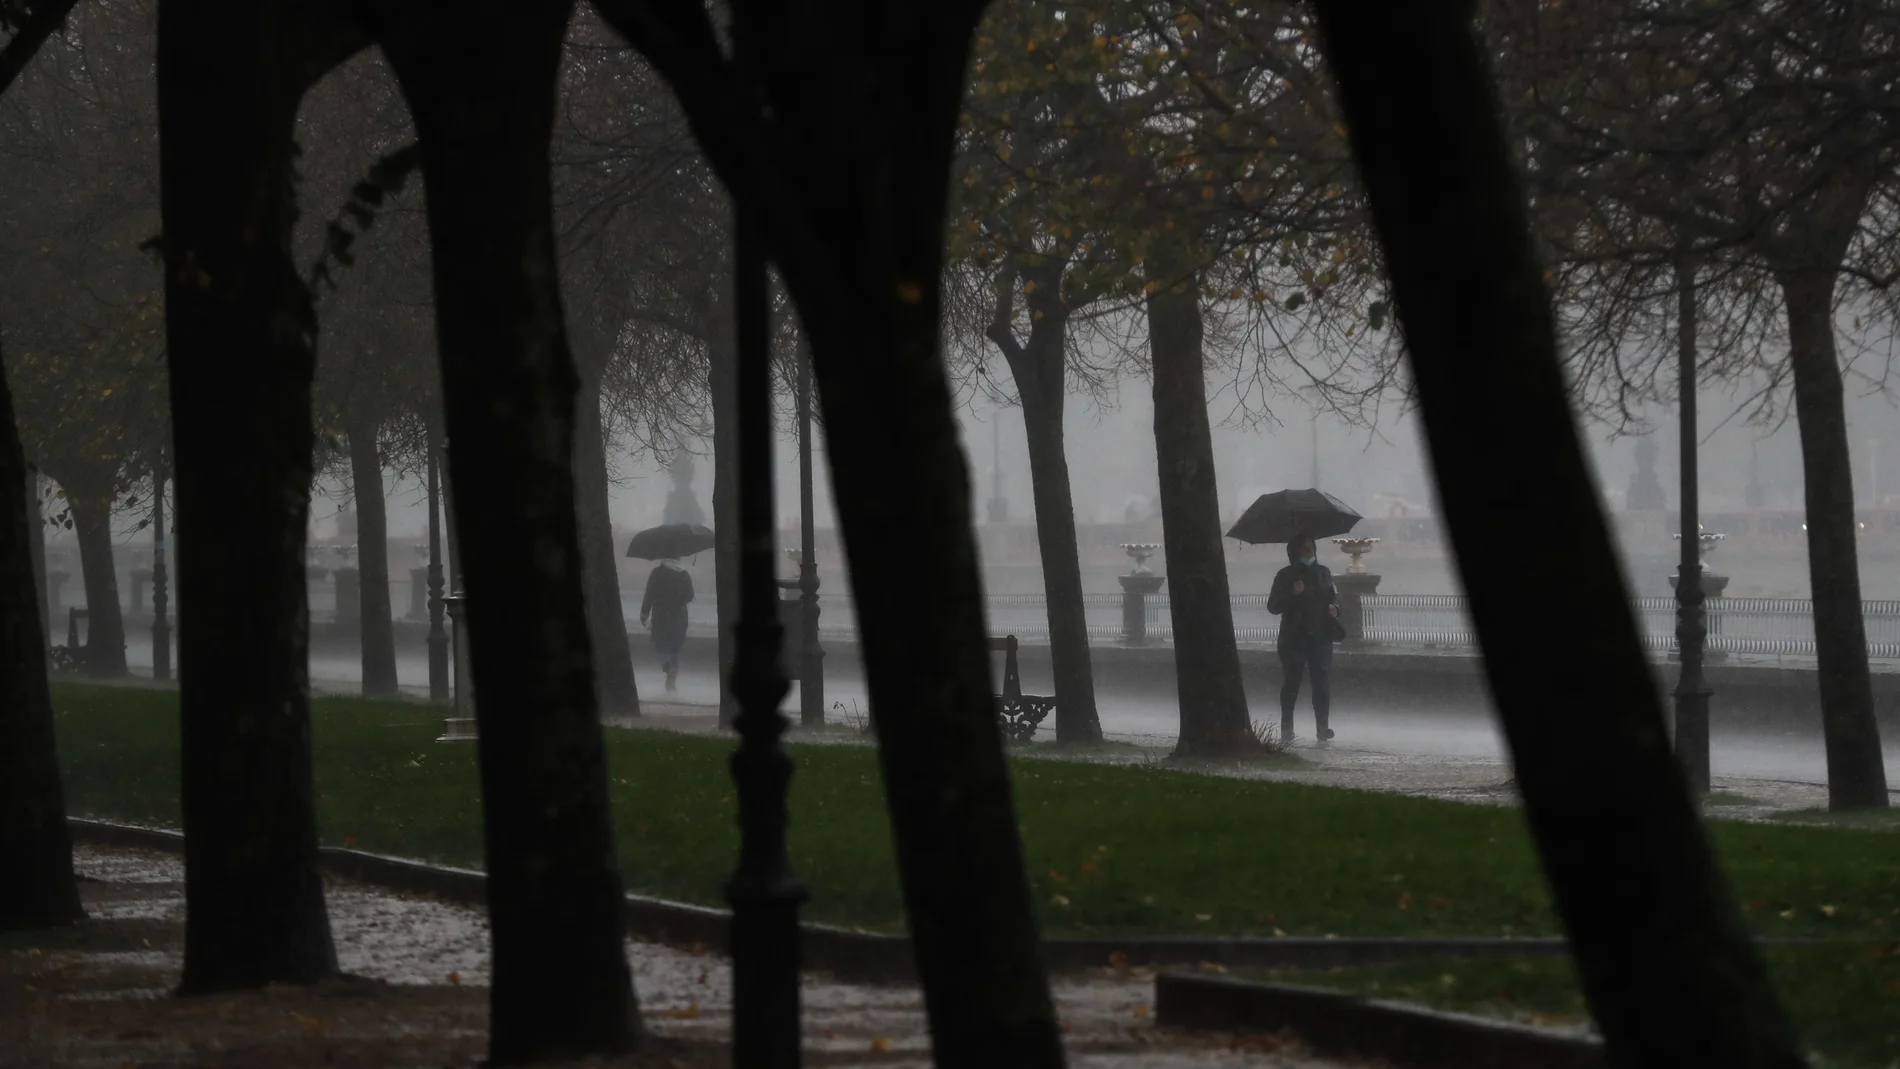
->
xmin=1117 ymin=543 xmax=1165 ymax=646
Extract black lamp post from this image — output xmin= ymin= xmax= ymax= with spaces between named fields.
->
xmin=795 ymin=341 xmax=824 ymax=726
xmin=726 ymin=213 xmax=805 ymax=1067
xmin=426 ymin=432 xmax=450 ymax=704
xmin=152 ymin=464 xmax=171 ymax=682
xmin=1673 ymin=254 xmax=1711 ymax=794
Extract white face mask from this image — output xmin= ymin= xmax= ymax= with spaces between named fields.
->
xmin=1300 ymin=555 xmax=1317 ymax=567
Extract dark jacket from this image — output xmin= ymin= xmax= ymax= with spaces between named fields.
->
xmin=1267 ymin=560 xmax=1338 ymax=649
xmin=640 ymin=565 xmax=694 ymax=650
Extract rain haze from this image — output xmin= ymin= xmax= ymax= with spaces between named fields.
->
xmin=6 ymin=1 xmax=1899 ymax=1066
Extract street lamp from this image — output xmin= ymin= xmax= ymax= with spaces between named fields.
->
xmin=725 ymin=213 xmax=804 ymax=1067
xmin=794 ymin=340 xmax=824 ymax=726
xmin=152 ymin=463 xmax=171 ymax=682
xmin=426 ymin=433 xmax=450 ymax=704
xmin=1673 ymin=254 xmax=1711 ymax=795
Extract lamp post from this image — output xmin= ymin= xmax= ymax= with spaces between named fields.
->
xmin=1673 ymin=254 xmax=1711 ymax=795
xmin=426 ymin=435 xmax=450 ymax=704
xmin=795 ymin=340 xmax=824 ymax=726
xmin=726 ymin=210 xmax=804 ymax=1067
xmin=152 ymin=464 xmax=171 ymax=682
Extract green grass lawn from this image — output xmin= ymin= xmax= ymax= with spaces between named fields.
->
xmin=50 ymin=682 xmax=1900 ymax=941
xmin=1243 ymin=945 xmax=1900 ymax=1068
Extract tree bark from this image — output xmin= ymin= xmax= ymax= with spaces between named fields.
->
xmin=701 ymin=278 xmax=742 ymax=729
xmin=1780 ymin=268 xmax=1888 ymax=810
xmin=574 ymin=371 xmax=639 ymax=715
xmin=594 ymin=6 xmax=1064 ymax=1060
xmin=989 ymin=272 xmax=1101 ymax=743
xmin=0 ymin=349 xmax=83 ymax=931
xmin=57 ymin=465 xmax=128 ymax=677
xmin=156 ymin=0 xmax=362 ymax=992
xmin=346 ymin=417 xmax=399 ymax=696
xmin=1146 ymin=282 xmax=1251 ymax=755
xmin=27 ymin=465 xmax=47 ymax=639
xmin=1312 ymin=3 xmax=1804 ymax=1065
xmin=376 ymin=3 xmax=638 ymax=1060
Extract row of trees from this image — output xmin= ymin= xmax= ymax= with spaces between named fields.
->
xmin=0 ymin=0 xmax=1877 ymax=1066
xmin=6 ymin=0 xmax=1894 ymax=799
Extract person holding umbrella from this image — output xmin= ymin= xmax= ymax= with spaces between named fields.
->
xmin=640 ymin=558 xmax=694 ymax=692
xmin=1228 ymin=488 xmax=1362 ymax=744
xmin=627 ymin=522 xmax=714 ymax=694
xmin=1266 ymin=531 xmax=1345 ymax=745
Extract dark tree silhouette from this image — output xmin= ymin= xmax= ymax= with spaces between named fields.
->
xmin=1312 ymin=0 xmax=1804 ymax=1063
xmin=0 ymin=0 xmax=118 ymax=934
xmin=157 ymin=0 xmax=368 ymax=991
xmin=592 ymin=1 xmax=1064 ymax=1062
xmin=371 ymin=0 xmax=639 ymax=1060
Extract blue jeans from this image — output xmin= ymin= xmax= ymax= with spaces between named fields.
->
xmin=1279 ymin=641 xmax=1333 ymax=740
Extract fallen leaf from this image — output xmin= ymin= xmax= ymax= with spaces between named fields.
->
xmin=1051 ymin=894 xmax=1071 ymax=907
xmin=1820 ymin=905 xmax=1838 ymax=918
xmin=1132 ymin=1003 xmax=1150 ymax=1017
xmin=1429 ymin=897 xmax=1451 ymax=910
xmin=1194 ymin=913 xmax=1212 ymax=922
xmin=1107 ymin=951 xmax=1131 ymax=970
xmin=447 ymin=971 xmax=462 ymax=986
xmin=870 ymin=1037 xmax=894 ymax=1052
xmin=1397 ymin=891 xmax=1414 ymax=911
xmin=343 ymin=835 xmax=357 ymax=846
xmin=667 ymin=1002 xmax=702 ymax=1020
xmin=1197 ymin=961 xmax=1227 ymax=973
xmin=1780 ymin=909 xmax=1796 ymax=920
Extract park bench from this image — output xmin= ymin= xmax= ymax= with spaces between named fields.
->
xmin=990 ymin=635 xmax=1055 ymax=743
xmin=49 ymin=607 xmax=89 ymax=673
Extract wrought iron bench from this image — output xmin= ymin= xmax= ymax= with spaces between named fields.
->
xmin=990 ymin=635 xmax=1056 ymax=743
xmin=49 ymin=607 xmax=89 ymax=673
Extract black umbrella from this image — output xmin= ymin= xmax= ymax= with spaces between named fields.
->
xmin=625 ymin=523 xmax=715 ymax=560
xmin=1226 ymin=489 xmax=1363 ymax=545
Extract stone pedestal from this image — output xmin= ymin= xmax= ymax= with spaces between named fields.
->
xmin=47 ymin=571 xmax=69 ymax=618
xmin=333 ymin=566 xmax=361 ymax=626
xmin=409 ymin=567 xmax=430 ymax=620
xmin=438 ymin=594 xmax=477 ymax=742
xmin=1334 ymin=573 xmax=1382 ymax=641
xmin=1668 ymin=572 xmax=1729 ymax=662
xmin=1118 ymin=573 xmax=1166 ymax=646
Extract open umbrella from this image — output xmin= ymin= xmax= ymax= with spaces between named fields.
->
xmin=1226 ymin=489 xmax=1363 ymax=545
xmin=625 ymin=523 xmax=715 ymax=560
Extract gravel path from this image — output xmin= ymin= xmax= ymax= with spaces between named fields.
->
xmin=55 ymin=844 xmax=1350 ymax=1068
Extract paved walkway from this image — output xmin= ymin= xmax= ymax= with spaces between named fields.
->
xmin=604 ymin=701 xmax=1886 ymax=827
xmin=23 ymin=844 xmax=1348 ymax=1068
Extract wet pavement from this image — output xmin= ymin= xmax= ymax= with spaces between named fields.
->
xmin=62 ymin=845 xmax=1348 ymax=1067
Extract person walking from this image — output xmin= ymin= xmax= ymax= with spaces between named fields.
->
xmin=1266 ymin=532 xmax=1343 ymax=744
xmin=639 ymin=557 xmax=694 ymax=693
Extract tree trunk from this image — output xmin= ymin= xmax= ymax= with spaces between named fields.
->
xmin=1312 ymin=4 xmax=1804 ymax=1065
xmin=992 ymin=279 xmax=1101 ymax=743
xmin=27 ymin=466 xmax=47 ymax=639
xmin=347 ymin=417 xmax=399 ymax=696
xmin=574 ymin=372 xmax=639 ymax=715
xmin=0 ymin=350 xmax=83 ymax=931
xmin=593 ymin=7 xmax=1064 ymax=1059
xmin=61 ymin=467 xmax=128 ymax=678
xmin=156 ymin=0 xmax=359 ymax=992
xmin=377 ymin=3 xmax=638 ymax=1060
xmin=1146 ymin=282 xmax=1251 ymax=755
xmin=442 ymin=439 xmax=462 ymax=591
xmin=1780 ymin=268 xmax=1888 ymax=810
xmin=702 ymin=278 xmax=742 ymax=729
